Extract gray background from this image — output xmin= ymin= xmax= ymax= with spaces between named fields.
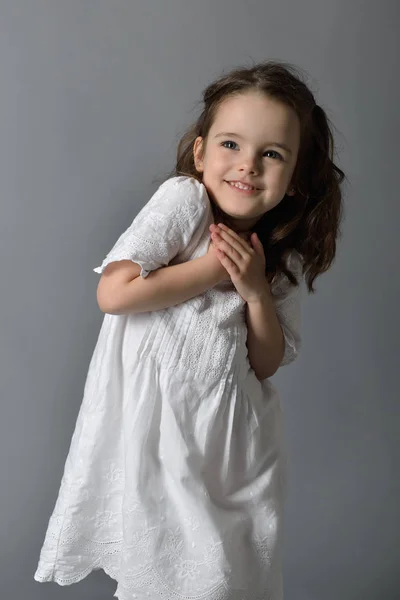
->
xmin=1 ymin=1 xmax=398 ymax=599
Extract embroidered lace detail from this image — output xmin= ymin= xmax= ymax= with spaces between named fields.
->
xmin=135 ymin=284 xmax=247 ymax=382
xmin=93 ymin=177 xmax=210 ymax=278
xmin=35 ymin=504 xmax=283 ymax=600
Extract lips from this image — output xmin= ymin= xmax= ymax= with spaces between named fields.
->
xmin=227 ymin=180 xmax=261 ymax=191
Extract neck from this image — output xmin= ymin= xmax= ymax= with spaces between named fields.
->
xmin=211 ymin=203 xmax=259 ymax=236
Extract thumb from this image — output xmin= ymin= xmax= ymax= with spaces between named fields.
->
xmin=251 ymin=232 xmax=264 ymax=254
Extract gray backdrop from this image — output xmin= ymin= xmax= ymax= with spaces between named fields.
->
xmin=1 ymin=1 xmax=398 ymax=599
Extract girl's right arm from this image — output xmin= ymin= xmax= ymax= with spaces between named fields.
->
xmin=97 ymin=247 xmax=228 ymax=315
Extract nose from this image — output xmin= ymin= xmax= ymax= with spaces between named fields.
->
xmin=238 ymin=153 xmax=261 ymax=175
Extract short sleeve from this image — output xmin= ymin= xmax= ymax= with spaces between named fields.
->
xmin=93 ymin=176 xmax=210 ymax=278
xmin=271 ymin=251 xmax=303 ymax=367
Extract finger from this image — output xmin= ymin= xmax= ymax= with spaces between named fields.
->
xmin=212 ymin=236 xmax=242 ymax=266
xmin=251 ymin=232 xmax=265 ymax=251
xmin=250 ymin=233 xmax=266 ymax=264
xmin=216 ymin=223 xmax=249 ymax=245
xmin=213 ymin=225 xmax=252 ymax=258
xmin=215 ymin=248 xmax=239 ymax=274
xmin=211 ymin=223 xmax=250 ymax=248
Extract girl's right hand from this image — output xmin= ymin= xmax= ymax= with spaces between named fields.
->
xmin=206 ymin=239 xmax=231 ymax=283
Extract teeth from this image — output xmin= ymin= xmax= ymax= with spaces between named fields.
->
xmin=229 ymin=181 xmax=255 ymax=191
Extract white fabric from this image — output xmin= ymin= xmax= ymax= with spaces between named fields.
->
xmin=34 ymin=176 xmax=303 ymax=600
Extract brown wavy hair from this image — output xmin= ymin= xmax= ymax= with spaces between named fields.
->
xmin=170 ymin=60 xmax=346 ymax=293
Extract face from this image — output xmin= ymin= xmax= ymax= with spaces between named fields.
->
xmin=193 ymin=91 xmax=301 ymax=232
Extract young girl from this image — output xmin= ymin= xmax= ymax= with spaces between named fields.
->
xmin=34 ymin=61 xmax=345 ymax=599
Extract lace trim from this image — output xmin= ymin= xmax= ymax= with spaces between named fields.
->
xmin=93 ymin=177 xmax=208 ymax=277
xmin=34 ymin=517 xmax=282 ymax=599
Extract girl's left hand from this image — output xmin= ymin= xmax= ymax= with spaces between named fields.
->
xmin=209 ymin=223 xmax=270 ymax=304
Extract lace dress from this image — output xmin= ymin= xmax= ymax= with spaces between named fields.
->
xmin=34 ymin=176 xmax=303 ymax=600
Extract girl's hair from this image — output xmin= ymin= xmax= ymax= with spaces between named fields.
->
xmin=171 ymin=60 xmax=346 ymax=293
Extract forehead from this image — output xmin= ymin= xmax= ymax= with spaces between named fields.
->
xmin=209 ymin=91 xmax=300 ymax=149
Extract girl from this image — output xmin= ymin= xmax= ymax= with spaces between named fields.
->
xmin=34 ymin=61 xmax=345 ymax=599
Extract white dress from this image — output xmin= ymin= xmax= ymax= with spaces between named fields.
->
xmin=34 ymin=176 xmax=302 ymax=600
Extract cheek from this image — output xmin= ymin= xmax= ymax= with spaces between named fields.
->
xmin=270 ymin=166 xmax=291 ymax=187
xmin=204 ymin=152 xmax=227 ymax=178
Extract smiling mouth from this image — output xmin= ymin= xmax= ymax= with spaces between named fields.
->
xmin=226 ymin=181 xmax=261 ymax=192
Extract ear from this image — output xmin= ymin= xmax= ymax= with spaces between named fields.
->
xmin=193 ymin=136 xmax=204 ymax=173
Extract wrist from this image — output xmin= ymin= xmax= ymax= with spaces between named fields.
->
xmin=246 ymin=281 xmax=272 ymax=306
xmin=201 ymin=253 xmax=226 ymax=287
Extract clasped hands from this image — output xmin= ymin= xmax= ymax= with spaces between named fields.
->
xmin=209 ymin=223 xmax=270 ymax=304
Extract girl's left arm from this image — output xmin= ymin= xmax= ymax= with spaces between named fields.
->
xmin=245 ymin=288 xmax=285 ymax=380
xmin=209 ymin=223 xmax=302 ymax=379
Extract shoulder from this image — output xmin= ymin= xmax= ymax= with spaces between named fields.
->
xmin=271 ymin=250 xmax=304 ymax=296
xmin=287 ymin=249 xmax=304 ymax=275
xmin=156 ymin=176 xmax=210 ymax=214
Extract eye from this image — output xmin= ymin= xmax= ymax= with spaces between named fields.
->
xmin=264 ymin=149 xmax=283 ymax=160
xmin=221 ymin=140 xmax=239 ymax=150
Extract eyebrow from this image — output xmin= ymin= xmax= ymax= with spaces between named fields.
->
xmin=214 ymin=132 xmax=293 ymax=154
